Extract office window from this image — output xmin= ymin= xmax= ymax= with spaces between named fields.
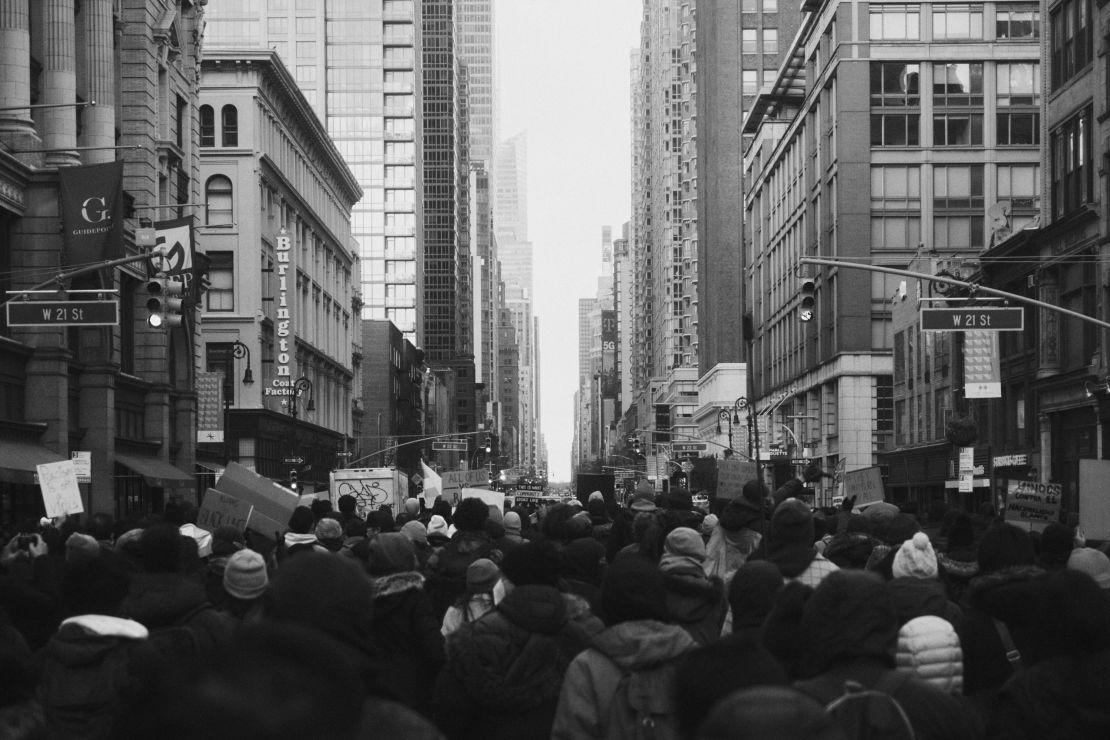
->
xmin=933 ymin=165 xmax=985 ymax=249
xmin=996 ymin=63 xmax=1040 ymax=145
xmin=205 ymin=176 xmax=233 ymax=226
xmin=199 ymin=105 xmax=214 ymax=147
xmin=764 ymin=29 xmax=778 ymax=54
xmin=997 ymin=164 xmax=1041 ymax=229
xmin=220 ymin=105 xmax=238 ymax=147
xmin=870 ymin=4 xmax=920 ymax=40
xmin=870 ymin=63 xmax=920 ymax=146
xmin=996 ymin=4 xmax=1039 ymax=39
xmin=1050 ymin=0 xmax=1092 ymax=89
xmin=763 ymin=70 xmax=777 ymax=87
xmin=932 ymin=63 xmax=983 ymax=106
xmin=1050 ymin=106 xmax=1093 ymax=219
xmin=296 ymin=41 xmax=316 ymax=59
xmin=205 ymin=252 xmax=234 ymax=312
xmin=742 ymin=28 xmax=757 ymax=53
xmin=933 ymin=5 xmax=983 ymax=39
xmin=871 ymin=166 xmax=921 ymax=249
xmin=742 ymin=69 xmax=758 ymax=95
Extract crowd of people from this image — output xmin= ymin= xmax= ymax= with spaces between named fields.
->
xmin=2 ymin=476 xmax=1110 ymax=739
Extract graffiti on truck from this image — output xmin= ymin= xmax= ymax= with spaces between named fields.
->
xmin=334 ymin=479 xmax=392 ymax=519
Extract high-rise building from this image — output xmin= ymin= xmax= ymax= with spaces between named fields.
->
xmin=202 ymin=0 xmax=423 ymax=345
xmin=456 ymin=0 xmax=497 ymax=170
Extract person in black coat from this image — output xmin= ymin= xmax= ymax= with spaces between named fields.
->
xmin=431 ymin=541 xmax=602 ymax=740
xmin=366 ymin=532 xmax=445 ymax=718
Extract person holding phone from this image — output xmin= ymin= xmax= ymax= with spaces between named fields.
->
xmin=1 ymin=531 xmax=62 ymax=650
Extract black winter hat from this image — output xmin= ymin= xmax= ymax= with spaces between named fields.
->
xmin=770 ymin=498 xmax=814 ymax=547
xmin=501 ymin=540 xmax=562 ymax=587
xmin=802 ymin=569 xmax=897 ymax=673
xmin=728 ymin=561 xmax=784 ymax=630
xmin=600 ymin=554 xmax=669 ymax=626
xmin=1038 ymin=523 xmax=1073 ymax=569
xmin=365 ymin=508 xmax=396 ymax=533
xmin=978 ymin=522 xmax=1035 ymax=574
xmin=452 ymin=497 xmax=490 ymax=533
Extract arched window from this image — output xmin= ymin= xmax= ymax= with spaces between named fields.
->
xmin=205 ymin=175 xmax=234 ymax=226
xmin=199 ymin=105 xmax=215 ymax=147
xmin=221 ymin=105 xmax=238 ymax=147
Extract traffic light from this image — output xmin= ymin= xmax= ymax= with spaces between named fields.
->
xmin=289 ymin=469 xmax=298 ymax=491
xmin=146 ymin=277 xmax=184 ymax=328
xmin=483 ymin=436 xmax=492 ymax=454
xmin=799 ymin=278 xmax=816 ymax=322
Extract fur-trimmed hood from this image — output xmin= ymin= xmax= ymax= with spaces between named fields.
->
xmin=371 ymin=571 xmax=425 ymax=600
xmin=965 ymin=564 xmax=1046 ymax=618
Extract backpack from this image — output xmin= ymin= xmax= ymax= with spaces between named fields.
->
xmin=824 ymin=672 xmax=916 ymax=740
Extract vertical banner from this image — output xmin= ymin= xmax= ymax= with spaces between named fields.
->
xmin=153 ymin=217 xmax=195 ymax=276
xmin=59 ymin=161 xmax=125 ymax=264
xmin=196 ymin=371 xmax=225 ymax=444
xmin=264 ymin=227 xmax=297 ymax=409
xmin=964 ymin=331 xmax=1001 ymax=398
xmin=601 ymin=310 xmax=618 ymax=398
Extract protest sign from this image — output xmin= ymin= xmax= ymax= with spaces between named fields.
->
xmin=215 ymin=461 xmax=299 ymax=538
xmin=460 ymin=487 xmax=505 ymax=516
xmin=1004 ymin=479 xmax=1062 ymax=532
xmin=842 ymin=467 xmax=885 ymax=506
xmin=1079 ymin=460 xmax=1110 ymax=540
xmin=36 ymin=460 xmax=84 ymax=518
xmin=196 ymin=488 xmax=253 ymax=533
xmin=443 ymin=469 xmax=489 ymax=503
xmin=716 ymin=458 xmax=757 ymax=501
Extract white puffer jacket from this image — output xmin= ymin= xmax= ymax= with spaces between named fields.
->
xmin=896 ymin=615 xmax=963 ymax=694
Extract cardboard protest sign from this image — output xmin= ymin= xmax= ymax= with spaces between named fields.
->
xmin=460 ymin=487 xmax=505 ymax=517
xmin=36 ymin=460 xmax=84 ymax=518
xmin=443 ymin=470 xmax=489 ymax=503
xmin=215 ymin=461 xmax=299 ymax=538
xmin=842 ymin=467 xmax=885 ymax=507
xmin=716 ymin=458 xmax=757 ymax=501
xmin=1004 ymin=479 xmax=1062 ymax=532
xmin=1079 ymin=460 xmax=1110 ymax=540
xmin=196 ymin=488 xmax=253 ymax=534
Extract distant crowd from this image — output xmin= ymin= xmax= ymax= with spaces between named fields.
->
xmin=2 ymin=475 xmax=1110 ymax=739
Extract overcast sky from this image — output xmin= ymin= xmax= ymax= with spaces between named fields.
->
xmin=497 ymin=0 xmax=641 ymax=482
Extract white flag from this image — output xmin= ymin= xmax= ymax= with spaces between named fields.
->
xmin=420 ymin=461 xmax=443 ymax=507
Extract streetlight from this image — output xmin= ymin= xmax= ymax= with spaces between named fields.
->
xmin=231 ymin=339 xmax=254 ymax=386
xmin=716 ymin=409 xmax=734 ymax=453
xmin=223 ymin=340 xmax=254 ymax=464
xmin=289 ymin=376 xmax=314 ymax=420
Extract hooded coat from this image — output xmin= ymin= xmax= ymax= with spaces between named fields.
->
xmin=888 ymin=576 xmax=965 ymax=630
xmin=659 ymin=529 xmax=726 ymax=645
xmin=424 ymin=530 xmax=497 ymax=619
xmin=432 ymin=584 xmax=599 ymax=740
xmin=370 ymin=571 xmax=444 ymax=716
xmin=550 ymin=620 xmax=699 ymax=739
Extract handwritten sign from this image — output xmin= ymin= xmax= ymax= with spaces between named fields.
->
xmin=1079 ymin=459 xmax=1110 ymax=541
xmin=716 ymin=458 xmax=758 ymax=501
xmin=36 ymin=459 xmax=84 ymax=518
xmin=443 ymin=470 xmax=490 ymax=503
xmin=1004 ymin=480 xmax=1062 ymax=532
xmin=196 ymin=488 xmax=253 ymax=534
xmin=460 ymin=487 xmax=505 ymax=516
xmin=842 ymin=467 xmax=885 ymax=506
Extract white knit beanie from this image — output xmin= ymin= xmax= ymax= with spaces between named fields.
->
xmin=892 ymin=531 xmax=938 ymax=579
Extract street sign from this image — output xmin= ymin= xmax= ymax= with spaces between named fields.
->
xmin=671 ymin=442 xmax=707 ymax=453
xmin=283 ymin=456 xmax=304 ymax=465
xmin=6 ymin=300 xmax=119 ymax=326
xmin=433 ymin=441 xmax=468 ymax=452
xmin=920 ymin=307 xmax=1024 ymax=331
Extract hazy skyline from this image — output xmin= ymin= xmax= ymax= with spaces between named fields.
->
xmin=497 ymin=0 xmax=641 ymax=481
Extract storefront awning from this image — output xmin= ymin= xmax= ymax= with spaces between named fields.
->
xmin=115 ymin=453 xmax=194 ymax=489
xmin=0 ymin=439 xmax=67 ymax=485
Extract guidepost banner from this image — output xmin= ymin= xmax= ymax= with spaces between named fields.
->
xmin=59 ymin=161 xmax=125 ymax=265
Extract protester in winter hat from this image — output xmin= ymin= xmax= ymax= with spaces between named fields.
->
xmin=336 ymin=493 xmax=360 ymax=528
xmin=365 ymin=533 xmax=444 ymax=716
xmin=659 ymin=527 xmax=727 ymax=644
xmin=695 ymin=686 xmax=843 ymax=740
xmin=1037 ymin=522 xmax=1074 ymax=570
xmin=937 ymin=511 xmax=980 ymax=604
xmin=65 ymin=532 xmax=101 ymax=563
xmin=552 ymin=555 xmax=697 ymax=739
xmin=365 ymin=507 xmax=396 ymax=535
xmin=314 ymin=517 xmax=345 ymax=553
xmin=896 ymin=615 xmax=963 ymax=694
xmin=987 ymin=569 xmax=1110 ymax=739
xmin=433 ymin=541 xmax=601 ymax=739
xmin=977 ymin=520 xmax=1036 ymax=574
xmin=893 ymin=532 xmax=939 ymax=579
xmin=727 ymin=560 xmax=784 ymax=641
xmin=794 ymin=570 xmax=982 ymax=739
xmin=501 ymin=511 xmax=524 ymax=544
xmin=284 ymin=506 xmax=322 ymax=556
xmin=703 ymin=490 xmax=765 ymax=583
xmin=559 ymin=536 xmax=607 ymax=616
xmin=1066 ymin=546 xmax=1110 ymax=590
xmin=424 ymin=498 xmax=496 ymax=619
xmin=441 ymin=558 xmax=500 ymax=637
xmin=630 ymin=481 xmax=657 ymax=512
xmin=426 ymin=514 xmax=450 ymax=546
xmin=766 ymin=498 xmax=839 ymax=588
xmin=219 ymin=549 xmax=269 ymax=625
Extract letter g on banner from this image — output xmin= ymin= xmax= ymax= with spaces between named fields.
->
xmin=81 ymin=197 xmax=110 ymax=223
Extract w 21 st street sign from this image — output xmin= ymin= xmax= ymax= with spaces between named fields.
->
xmin=7 ymin=300 xmax=119 ymax=326
xmin=920 ymin=307 xmax=1024 ymax=332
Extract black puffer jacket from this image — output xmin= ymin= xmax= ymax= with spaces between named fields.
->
xmin=432 ymin=584 xmax=601 ymax=740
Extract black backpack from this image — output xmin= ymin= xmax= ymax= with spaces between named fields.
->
xmin=825 ymin=672 xmax=916 ymax=740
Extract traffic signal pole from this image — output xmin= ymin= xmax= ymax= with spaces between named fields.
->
xmin=798 ymin=257 xmax=1110 ymax=331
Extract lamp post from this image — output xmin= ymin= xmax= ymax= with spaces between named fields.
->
xmin=289 ymin=376 xmax=314 ymax=421
xmin=716 ymin=409 xmax=734 ymax=454
xmin=223 ymin=340 xmax=254 ymax=463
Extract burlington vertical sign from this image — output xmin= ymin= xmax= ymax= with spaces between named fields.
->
xmin=264 ymin=227 xmax=296 ymax=401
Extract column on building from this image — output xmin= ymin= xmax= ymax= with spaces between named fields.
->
xmin=82 ymin=0 xmax=115 ymax=162
xmin=0 ymin=0 xmax=33 ymax=135
xmin=42 ymin=0 xmax=78 ymax=166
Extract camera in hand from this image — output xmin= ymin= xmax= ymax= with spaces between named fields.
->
xmin=16 ymin=534 xmax=35 ymax=550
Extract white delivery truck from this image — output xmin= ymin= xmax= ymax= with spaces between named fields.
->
xmin=329 ymin=468 xmax=409 ymax=519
